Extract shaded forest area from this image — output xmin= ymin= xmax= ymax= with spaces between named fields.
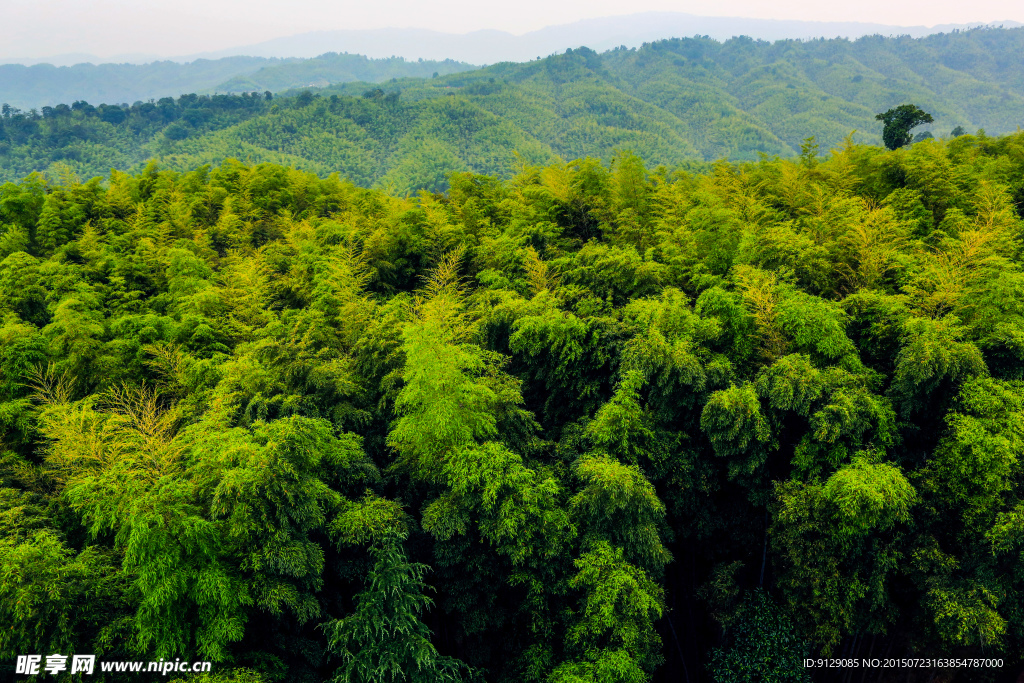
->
xmin=4 ymin=129 xmax=1024 ymax=682
xmin=4 ymin=28 xmax=1024 ymax=191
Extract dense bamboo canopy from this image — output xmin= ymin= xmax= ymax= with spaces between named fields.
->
xmin=3 ymin=130 xmax=1024 ymax=681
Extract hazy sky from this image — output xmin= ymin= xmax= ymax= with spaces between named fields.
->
xmin=5 ymin=0 xmax=1024 ymax=59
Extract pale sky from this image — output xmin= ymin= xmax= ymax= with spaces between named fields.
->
xmin=4 ymin=0 xmax=1024 ymax=59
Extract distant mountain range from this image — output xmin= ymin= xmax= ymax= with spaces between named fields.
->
xmin=4 ymin=28 xmax=1024 ymax=191
xmin=182 ymin=13 xmax=1024 ymax=65
xmin=2 ymin=13 xmax=1021 ymax=67
xmin=0 ymin=55 xmax=477 ymax=111
xmin=3 ymin=13 xmax=1023 ymax=112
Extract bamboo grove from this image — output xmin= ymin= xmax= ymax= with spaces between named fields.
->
xmin=3 ymin=131 xmax=1024 ymax=682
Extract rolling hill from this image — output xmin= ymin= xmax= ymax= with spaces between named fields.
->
xmin=2 ymin=28 xmax=1024 ymax=192
xmin=0 ymin=54 xmax=477 ymax=111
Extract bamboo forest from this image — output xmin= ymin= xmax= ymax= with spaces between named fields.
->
xmin=3 ymin=123 xmax=1024 ymax=682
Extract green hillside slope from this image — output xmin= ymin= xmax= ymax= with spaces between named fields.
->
xmin=3 ymin=29 xmax=1024 ymax=192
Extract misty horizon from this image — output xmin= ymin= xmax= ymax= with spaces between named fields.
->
xmin=2 ymin=10 xmax=1022 ymax=68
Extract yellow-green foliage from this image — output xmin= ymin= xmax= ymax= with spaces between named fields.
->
xmin=2 ymin=131 xmax=1024 ymax=682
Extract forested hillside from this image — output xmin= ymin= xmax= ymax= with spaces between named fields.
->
xmin=2 ymin=28 xmax=1024 ymax=192
xmin=0 ymin=56 xmax=278 ymax=111
xmin=0 ymin=54 xmax=476 ymax=111
xmin=3 ymin=130 xmax=1024 ymax=682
